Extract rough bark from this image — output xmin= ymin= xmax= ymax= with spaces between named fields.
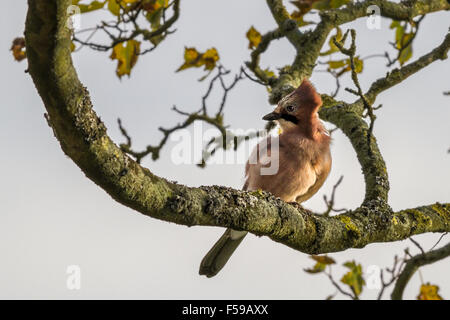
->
xmin=24 ymin=0 xmax=449 ymax=255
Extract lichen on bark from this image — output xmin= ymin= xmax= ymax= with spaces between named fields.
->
xmin=24 ymin=0 xmax=449 ymax=256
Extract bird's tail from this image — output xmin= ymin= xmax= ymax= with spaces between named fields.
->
xmin=199 ymin=228 xmax=247 ymax=278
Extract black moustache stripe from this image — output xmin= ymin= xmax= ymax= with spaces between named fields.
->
xmin=280 ymin=113 xmax=299 ymax=124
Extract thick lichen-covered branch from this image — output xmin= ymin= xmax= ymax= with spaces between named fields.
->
xmin=25 ymin=0 xmax=450 ymax=257
xmin=264 ymin=0 xmax=449 ymax=103
xmin=320 ymin=102 xmax=389 ymax=204
xmin=259 ymin=1 xmax=449 ymax=206
xmin=324 ymin=0 xmax=449 ymax=26
xmin=266 ymin=0 xmax=303 ymax=48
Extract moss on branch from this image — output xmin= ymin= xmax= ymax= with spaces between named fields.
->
xmin=25 ymin=0 xmax=450 ymax=256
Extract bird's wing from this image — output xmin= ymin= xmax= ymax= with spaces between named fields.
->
xmin=295 ymin=148 xmax=331 ymax=203
xmin=244 ymin=135 xmax=319 ymax=202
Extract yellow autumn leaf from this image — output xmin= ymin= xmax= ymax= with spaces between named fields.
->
xmin=327 ymin=59 xmax=347 ymax=69
xmin=202 ymin=48 xmax=220 ymax=70
xmin=340 ymin=261 xmax=365 ymax=297
xmin=353 ymin=56 xmax=364 ymax=73
xmin=320 ymin=27 xmax=342 ymax=56
xmin=107 ymin=0 xmax=120 ymax=15
xmin=110 ymin=40 xmax=141 ymax=78
xmin=176 ymin=47 xmax=220 ymax=72
xmin=311 ymin=255 xmax=336 ymax=265
xmin=304 ymin=255 xmax=335 ymax=274
xmin=107 ymin=0 xmax=140 ymax=16
xmin=326 ymin=56 xmax=363 ymax=77
xmin=76 ymin=0 xmax=106 ymax=13
xmin=263 ymin=68 xmax=276 ymax=78
xmin=142 ymin=0 xmax=168 ymax=12
xmin=11 ymin=37 xmax=26 ymax=62
xmin=184 ymin=48 xmax=200 ymax=63
xmin=417 ymin=283 xmax=443 ymax=300
xmin=246 ymin=26 xmax=262 ymax=50
xmin=290 ymin=0 xmax=318 ymax=25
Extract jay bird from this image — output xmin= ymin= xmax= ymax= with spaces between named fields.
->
xmin=199 ymin=79 xmax=331 ymax=277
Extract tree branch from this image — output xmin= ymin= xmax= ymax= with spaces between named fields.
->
xmin=265 ymin=0 xmax=449 ymax=103
xmin=391 ymin=242 xmax=450 ymax=300
xmin=246 ymin=27 xmax=283 ymax=84
xmin=25 ymin=0 xmax=450 ymax=258
xmin=365 ymin=31 xmax=450 ymax=105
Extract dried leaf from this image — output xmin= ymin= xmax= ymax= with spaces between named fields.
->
xmin=142 ymin=0 xmax=168 ymax=13
xmin=11 ymin=37 xmax=26 ymax=62
xmin=304 ymin=255 xmax=335 ymax=274
xmin=311 ymin=255 xmax=336 ymax=265
xmin=290 ymin=0 xmax=320 ymax=16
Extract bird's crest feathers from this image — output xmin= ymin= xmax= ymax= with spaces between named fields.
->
xmin=291 ymin=79 xmax=322 ymax=111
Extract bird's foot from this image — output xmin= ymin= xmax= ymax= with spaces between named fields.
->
xmin=288 ymin=202 xmax=313 ymax=214
xmin=288 ymin=201 xmax=303 ymax=210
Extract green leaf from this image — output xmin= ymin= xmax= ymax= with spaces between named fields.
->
xmin=320 ymin=27 xmax=342 ymax=56
xmin=390 ymin=20 xmax=414 ymax=65
xmin=353 ymin=56 xmax=364 ymax=73
xmin=77 ymin=0 xmax=106 ymax=13
xmin=327 ymin=59 xmax=347 ymax=69
xmin=107 ymin=0 xmax=120 ymax=16
xmin=109 ymin=40 xmax=141 ymax=78
xmin=262 ymin=68 xmax=276 ymax=78
xmin=304 ymin=255 xmax=335 ymax=274
xmin=340 ymin=261 xmax=365 ymax=297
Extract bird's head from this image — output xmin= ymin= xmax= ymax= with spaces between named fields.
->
xmin=263 ymin=79 xmax=322 ymax=133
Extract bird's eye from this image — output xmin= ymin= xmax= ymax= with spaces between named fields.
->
xmin=286 ymin=105 xmax=296 ymax=113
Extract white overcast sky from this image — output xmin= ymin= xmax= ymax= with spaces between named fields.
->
xmin=1 ymin=1 xmax=449 ymax=299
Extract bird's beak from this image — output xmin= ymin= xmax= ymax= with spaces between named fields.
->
xmin=262 ymin=112 xmax=282 ymax=121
